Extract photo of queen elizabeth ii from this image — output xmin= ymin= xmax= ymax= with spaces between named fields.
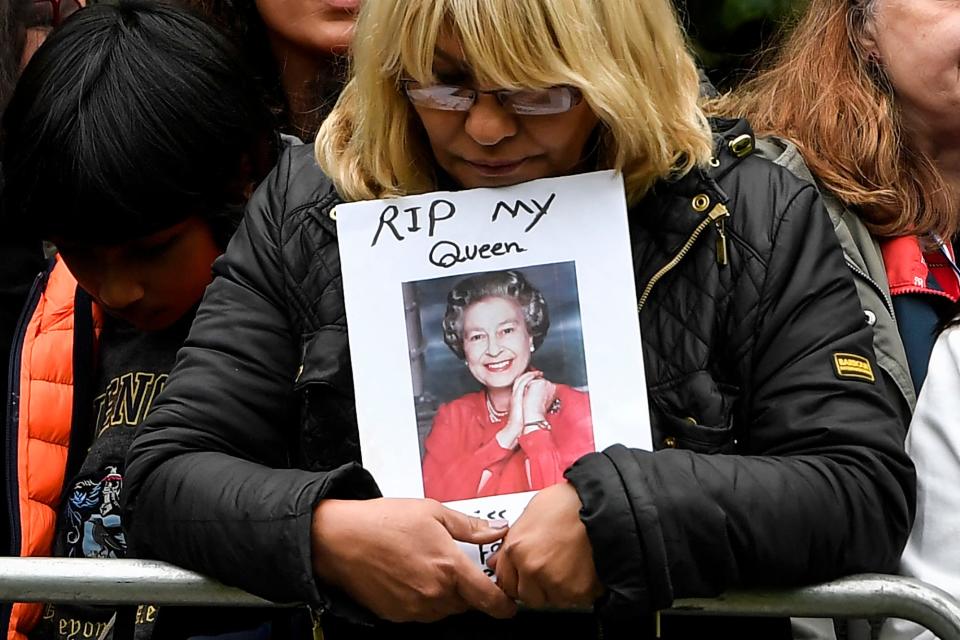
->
xmin=404 ymin=263 xmax=595 ymax=502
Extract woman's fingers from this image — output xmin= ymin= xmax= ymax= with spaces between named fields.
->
xmin=521 ymin=376 xmax=556 ymax=420
xmin=512 ymin=370 xmax=540 ymax=396
xmin=493 ymin=485 xmax=602 ymax=610
xmin=435 ymin=506 xmax=516 ymax=618
xmin=310 ymin=498 xmax=517 ymax=623
xmin=493 ymin=548 xmax=520 ymax=600
xmin=454 ymin=553 xmax=518 ymax=619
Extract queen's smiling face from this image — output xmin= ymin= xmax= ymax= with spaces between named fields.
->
xmin=461 ymin=295 xmax=533 ymax=390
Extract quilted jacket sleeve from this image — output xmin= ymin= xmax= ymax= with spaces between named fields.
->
xmin=565 ymin=182 xmax=916 ymax=619
xmin=122 ymin=148 xmax=380 ymax=607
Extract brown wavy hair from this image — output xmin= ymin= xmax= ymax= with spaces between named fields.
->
xmin=711 ymin=0 xmax=956 ymax=239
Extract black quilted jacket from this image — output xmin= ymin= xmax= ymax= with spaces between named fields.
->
xmin=124 ymin=119 xmax=915 ymax=640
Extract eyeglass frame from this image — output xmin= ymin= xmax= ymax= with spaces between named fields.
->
xmin=400 ymin=79 xmax=584 ymax=116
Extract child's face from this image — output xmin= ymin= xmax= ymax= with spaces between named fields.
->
xmin=53 ymin=217 xmax=220 ymax=331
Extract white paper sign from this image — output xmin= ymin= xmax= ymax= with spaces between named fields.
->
xmin=337 ymin=171 xmax=650 ymax=575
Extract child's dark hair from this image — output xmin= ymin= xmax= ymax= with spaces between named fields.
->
xmin=1 ymin=0 xmax=278 ymax=248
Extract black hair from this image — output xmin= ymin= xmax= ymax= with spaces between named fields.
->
xmin=442 ymin=270 xmax=550 ymax=360
xmin=1 ymin=0 xmax=278 ymax=248
xmin=0 ymin=0 xmax=27 ymax=117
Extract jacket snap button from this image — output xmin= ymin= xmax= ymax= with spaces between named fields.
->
xmin=692 ymin=194 xmax=710 ymax=212
xmin=864 ymin=309 xmax=877 ymax=326
xmin=663 ymin=436 xmax=678 ymax=448
xmin=329 ymin=207 xmax=338 ymax=221
xmin=728 ymin=133 xmax=755 ymax=158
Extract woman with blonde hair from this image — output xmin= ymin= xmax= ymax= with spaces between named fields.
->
xmin=124 ymin=1 xmax=913 ymax=638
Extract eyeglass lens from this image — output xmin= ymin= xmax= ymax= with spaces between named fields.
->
xmin=404 ymin=83 xmax=579 ymax=115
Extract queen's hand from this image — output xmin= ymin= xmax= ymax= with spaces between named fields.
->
xmin=521 ymin=374 xmax=557 ymax=428
xmin=495 ymin=370 xmax=543 ymax=449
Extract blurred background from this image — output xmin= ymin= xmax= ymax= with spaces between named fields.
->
xmin=677 ymin=0 xmax=809 ymax=91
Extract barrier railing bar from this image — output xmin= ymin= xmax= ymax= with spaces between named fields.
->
xmin=0 ymin=559 xmax=279 ymax=607
xmin=668 ymin=574 xmax=960 ymax=640
xmin=2 ymin=561 xmax=959 ymax=639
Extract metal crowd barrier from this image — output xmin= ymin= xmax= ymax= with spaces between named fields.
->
xmin=2 ymin=559 xmax=960 ymax=639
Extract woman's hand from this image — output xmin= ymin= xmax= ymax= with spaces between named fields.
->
xmin=311 ymin=498 xmax=517 ymax=622
xmin=496 ymin=370 xmax=542 ymax=449
xmin=489 ymin=482 xmax=603 ymax=608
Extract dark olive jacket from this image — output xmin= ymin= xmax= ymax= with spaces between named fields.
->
xmin=123 ymin=119 xmax=915 ymax=640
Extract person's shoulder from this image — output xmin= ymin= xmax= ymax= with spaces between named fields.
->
xmin=246 ymin=143 xmax=338 ymax=228
xmin=697 ymin=118 xmax=815 ymax=199
xmin=695 ymin=122 xmax=828 ymax=254
xmin=244 ymin=143 xmax=343 ymax=259
xmin=753 ymin=135 xmax=813 ymax=181
xmin=721 ymin=148 xmax=818 ymax=213
xmin=276 ymin=143 xmax=339 ymax=216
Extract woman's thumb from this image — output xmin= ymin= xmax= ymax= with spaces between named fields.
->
xmin=438 ymin=507 xmax=509 ymax=544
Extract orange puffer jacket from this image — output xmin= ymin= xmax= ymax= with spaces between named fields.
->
xmin=4 ymin=257 xmax=102 ymax=640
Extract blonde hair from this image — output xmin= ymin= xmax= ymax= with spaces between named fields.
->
xmin=711 ymin=0 xmax=956 ymax=239
xmin=315 ymin=0 xmax=713 ymax=205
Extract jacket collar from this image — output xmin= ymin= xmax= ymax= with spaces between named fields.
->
xmin=631 ymin=118 xmax=752 ymax=256
xmin=881 ymin=235 xmax=960 ymax=302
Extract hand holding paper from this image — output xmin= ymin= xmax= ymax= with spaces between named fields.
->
xmin=311 ymin=498 xmax=518 ymax=622
xmin=491 ymin=482 xmax=603 ymax=608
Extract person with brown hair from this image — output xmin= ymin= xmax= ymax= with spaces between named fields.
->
xmin=188 ymin=0 xmax=357 ymax=139
xmin=716 ymin=4 xmax=960 ymax=638
xmin=714 ymin=0 xmax=960 ymax=416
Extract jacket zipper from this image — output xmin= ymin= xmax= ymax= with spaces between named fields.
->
xmin=637 ymin=203 xmax=730 ymax=312
xmin=2 ymin=269 xmax=47 ymax=636
xmin=308 ymin=606 xmax=324 ymax=640
xmin=844 ymin=258 xmax=896 ymax=319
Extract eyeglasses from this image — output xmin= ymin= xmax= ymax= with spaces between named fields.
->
xmin=29 ymin=0 xmax=83 ymax=28
xmin=402 ymin=80 xmax=583 ymax=116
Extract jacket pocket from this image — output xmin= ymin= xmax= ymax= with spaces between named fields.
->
xmin=294 ymin=326 xmax=353 ymax=392
xmin=649 ymin=370 xmax=740 ymax=454
xmin=293 ymin=327 xmax=360 ymax=470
